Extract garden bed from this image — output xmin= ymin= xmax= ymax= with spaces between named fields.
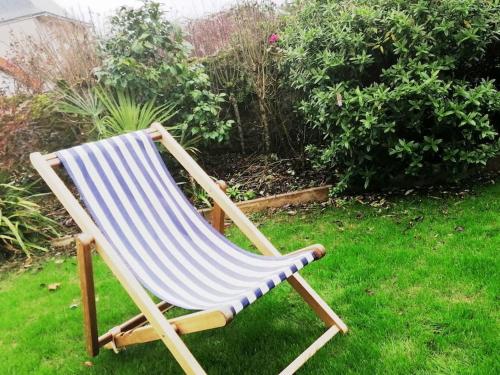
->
xmin=202 ymin=153 xmax=331 ymax=198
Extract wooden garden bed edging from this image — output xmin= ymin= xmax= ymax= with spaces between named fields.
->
xmin=200 ymin=185 xmax=331 ymax=221
xmin=52 ymin=185 xmax=331 ymax=248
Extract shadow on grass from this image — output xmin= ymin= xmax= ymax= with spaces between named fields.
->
xmin=88 ymin=283 xmax=337 ymax=375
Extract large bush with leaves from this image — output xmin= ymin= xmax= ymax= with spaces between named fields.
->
xmin=282 ymin=0 xmax=500 ymax=192
xmin=95 ymin=1 xmax=232 ymax=143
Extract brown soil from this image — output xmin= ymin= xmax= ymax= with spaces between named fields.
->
xmin=201 ymin=153 xmax=331 ymax=198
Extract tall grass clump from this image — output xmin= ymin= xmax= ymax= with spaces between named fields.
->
xmin=0 ymin=181 xmax=59 ymax=258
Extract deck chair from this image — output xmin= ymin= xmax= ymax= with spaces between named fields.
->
xmin=31 ymin=123 xmax=347 ymax=374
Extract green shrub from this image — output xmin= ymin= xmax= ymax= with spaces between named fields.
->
xmin=95 ymin=1 xmax=232 ymax=143
xmin=226 ymin=184 xmax=256 ymax=201
xmin=282 ymin=0 xmax=500 ymax=192
xmin=0 ymin=181 xmax=59 ymax=257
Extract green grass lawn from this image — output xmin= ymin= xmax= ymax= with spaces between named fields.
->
xmin=0 ymin=183 xmax=498 ymax=374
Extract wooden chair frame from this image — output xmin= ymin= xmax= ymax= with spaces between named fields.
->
xmin=31 ymin=123 xmax=347 ymax=374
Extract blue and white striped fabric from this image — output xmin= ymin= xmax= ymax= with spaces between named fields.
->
xmin=57 ymin=131 xmax=321 ymax=316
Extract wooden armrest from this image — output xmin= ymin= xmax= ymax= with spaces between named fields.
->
xmin=286 ymin=244 xmax=326 ymax=260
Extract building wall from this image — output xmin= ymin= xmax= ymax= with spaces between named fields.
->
xmin=0 ymin=18 xmax=40 ymax=57
xmin=0 ymin=16 xmax=86 ymax=95
xmin=0 ymin=18 xmax=41 ymax=95
xmin=0 ymin=70 xmax=17 ymax=94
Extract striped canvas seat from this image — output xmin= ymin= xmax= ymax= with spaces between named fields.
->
xmin=57 ymin=131 xmax=322 ymax=316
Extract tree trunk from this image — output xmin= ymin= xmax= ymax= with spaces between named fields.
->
xmin=229 ymin=93 xmax=245 ymax=154
xmin=257 ymin=95 xmax=271 ymax=154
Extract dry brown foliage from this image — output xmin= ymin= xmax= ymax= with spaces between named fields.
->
xmin=8 ymin=15 xmax=101 ymax=91
xmin=186 ymin=2 xmax=281 ymax=153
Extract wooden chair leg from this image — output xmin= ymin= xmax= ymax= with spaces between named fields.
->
xmin=211 ymin=180 xmax=227 ymax=234
xmin=279 ymin=325 xmax=340 ymax=375
xmin=288 ymin=274 xmax=348 ymax=333
xmin=76 ymin=233 xmax=99 ymax=357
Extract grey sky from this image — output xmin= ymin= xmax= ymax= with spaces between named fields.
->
xmin=53 ymin=0 xmax=279 ymax=20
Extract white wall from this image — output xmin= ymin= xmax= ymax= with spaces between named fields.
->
xmin=0 ymin=18 xmax=40 ymax=57
xmin=0 ymin=71 xmax=17 ymax=95
xmin=0 ymin=18 xmax=40 ymax=95
xmin=0 ymin=15 xmax=86 ymax=95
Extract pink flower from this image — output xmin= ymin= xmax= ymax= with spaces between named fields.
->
xmin=268 ymin=33 xmax=279 ymax=44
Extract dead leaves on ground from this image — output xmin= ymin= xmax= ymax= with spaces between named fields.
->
xmin=39 ymin=282 xmax=61 ymax=292
xmin=47 ymin=282 xmax=61 ymax=291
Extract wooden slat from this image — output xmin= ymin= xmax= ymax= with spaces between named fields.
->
xmin=30 ymin=152 xmax=207 ymax=375
xmin=105 ymin=309 xmax=231 ymax=350
xmin=279 ymin=326 xmax=340 ymax=375
xmin=284 ymin=244 xmax=325 ymax=259
xmin=44 ymin=128 xmax=162 ymax=167
xmin=98 ymin=301 xmax=173 ymax=346
xmin=211 ymin=180 xmax=227 ymax=234
xmin=76 ymin=233 xmax=99 ymax=357
xmin=169 ymin=308 xmax=232 ymax=335
xmin=104 ymin=324 xmax=170 ymax=349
